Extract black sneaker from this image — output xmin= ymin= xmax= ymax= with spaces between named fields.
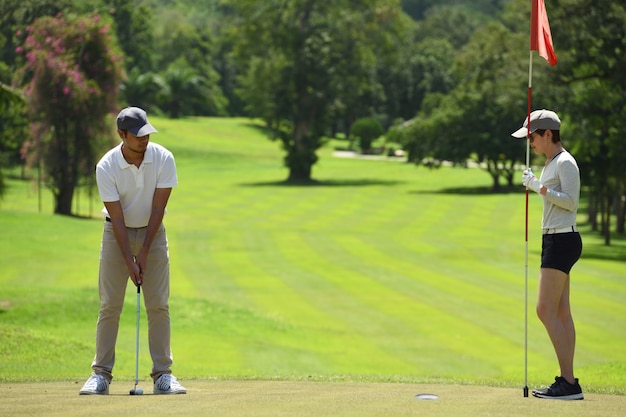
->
xmin=532 ymin=376 xmax=584 ymax=400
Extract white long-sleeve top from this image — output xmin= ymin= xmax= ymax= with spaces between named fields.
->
xmin=539 ymin=149 xmax=580 ymax=230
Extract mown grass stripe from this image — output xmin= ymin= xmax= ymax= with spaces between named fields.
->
xmin=311 ymin=233 xmax=535 ymax=373
xmin=204 ymin=229 xmax=412 ymax=375
xmin=264 ymin=231 xmax=460 ymax=376
xmin=272 ymin=231 xmax=511 ymax=377
xmin=243 ymin=231 xmax=421 ymax=375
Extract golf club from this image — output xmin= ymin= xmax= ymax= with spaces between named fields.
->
xmin=129 ymin=284 xmax=143 ymax=395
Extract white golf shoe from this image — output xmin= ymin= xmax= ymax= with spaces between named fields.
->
xmin=154 ymin=374 xmax=186 ymax=394
xmin=79 ymin=373 xmax=110 ymax=395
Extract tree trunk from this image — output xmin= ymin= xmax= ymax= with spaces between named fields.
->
xmin=54 ymin=182 xmax=75 ymax=215
xmin=50 ymin=123 xmax=79 ymax=216
xmin=52 ymin=158 xmax=78 ymax=216
xmin=287 ymin=163 xmax=312 ymax=183
xmin=490 ymin=170 xmax=501 ymax=191
xmin=587 ymin=188 xmax=598 ymax=231
xmin=615 ymin=179 xmax=625 ymax=234
xmin=603 ymin=187 xmax=611 ymax=246
xmin=285 ymin=146 xmax=315 ymax=183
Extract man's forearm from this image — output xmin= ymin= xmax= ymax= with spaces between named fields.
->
xmin=109 ymin=216 xmax=136 ymax=267
xmin=140 ymin=207 xmax=166 ymax=253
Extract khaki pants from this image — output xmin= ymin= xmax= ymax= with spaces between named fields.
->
xmin=91 ymin=222 xmax=172 ymax=382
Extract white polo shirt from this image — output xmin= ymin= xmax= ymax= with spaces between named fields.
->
xmin=96 ymin=142 xmax=178 ymax=228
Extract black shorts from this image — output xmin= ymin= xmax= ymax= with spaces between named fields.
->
xmin=541 ymin=232 xmax=582 ymax=274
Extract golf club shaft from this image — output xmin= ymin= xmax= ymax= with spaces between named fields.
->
xmin=135 ymin=284 xmax=141 ymax=388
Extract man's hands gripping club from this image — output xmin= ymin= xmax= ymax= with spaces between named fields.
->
xmin=522 ymin=168 xmax=542 ymax=193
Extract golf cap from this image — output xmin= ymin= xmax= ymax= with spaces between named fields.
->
xmin=116 ymin=107 xmax=157 ymax=137
xmin=511 ymin=109 xmax=561 ymax=138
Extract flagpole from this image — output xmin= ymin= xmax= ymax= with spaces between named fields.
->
xmin=524 ymin=0 xmax=557 ymax=398
xmin=524 ymin=50 xmax=533 ymax=399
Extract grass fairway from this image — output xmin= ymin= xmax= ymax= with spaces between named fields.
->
xmin=1 ymin=381 xmax=625 ymax=417
xmin=1 ymin=117 xmax=625 ymax=412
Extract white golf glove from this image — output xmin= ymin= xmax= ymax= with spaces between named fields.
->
xmin=522 ymin=168 xmax=541 ymax=193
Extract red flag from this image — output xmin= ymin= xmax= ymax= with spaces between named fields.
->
xmin=530 ymin=0 xmax=557 ymax=66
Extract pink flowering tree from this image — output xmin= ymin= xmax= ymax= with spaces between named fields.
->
xmin=16 ymin=13 xmax=124 ymax=215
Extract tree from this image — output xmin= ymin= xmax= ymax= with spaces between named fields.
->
xmin=0 ymin=82 xmax=26 ymax=199
xmin=0 ymin=0 xmax=70 ymax=73
xmin=547 ymin=0 xmax=626 ymax=244
xmin=161 ymin=59 xmax=213 ymax=118
xmin=107 ymin=0 xmax=155 ymax=74
xmin=351 ymin=117 xmax=384 ymax=153
xmin=226 ymin=0 xmax=408 ymax=182
xmin=377 ymin=6 xmax=483 ymax=127
xmin=401 ymin=22 xmax=532 ymax=190
xmin=415 ymin=5 xmax=491 ymax=49
xmin=15 ymin=13 xmax=124 ymax=215
xmin=401 ymin=0 xmax=509 ymax=21
xmin=120 ymin=67 xmax=168 ymax=113
xmin=69 ymin=0 xmax=157 ymax=73
xmin=152 ymin=8 xmax=227 ymax=117
xmin=378 ymin=36 xmax=456 ymax=123
xmin=235 ymin=54 xmax=287 ymax=129
xmin=1 ymin=0 xmax=71 ymax=186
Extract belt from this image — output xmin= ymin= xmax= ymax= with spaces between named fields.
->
xmin=543 ymin=225 xmax=578 ymax=235
xmin=105 ymin=217 xmax=147 ymax=229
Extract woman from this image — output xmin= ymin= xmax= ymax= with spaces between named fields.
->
xmin=512 ymin=109 xmax=584 ymax=400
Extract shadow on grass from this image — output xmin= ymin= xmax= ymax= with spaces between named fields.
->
xmin=243 ymin=122 xmax=274 ymax=137
xmin=240 ymin=179 xmax=406 ymax=187
xmin=581 ymin=234 xmax=626 ymax=263
xmin=409 ymin=185 xmax=520 ymax=195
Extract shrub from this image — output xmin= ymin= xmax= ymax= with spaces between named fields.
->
xmin=350 ymin=117 xmax=384 ymax=153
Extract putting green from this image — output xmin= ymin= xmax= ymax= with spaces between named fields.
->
xmin=1 ymin=381 xmax=623 ymax=417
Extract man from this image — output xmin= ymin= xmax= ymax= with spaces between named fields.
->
xmin=512 ymin=109 xmax=583 ymax=400
xmin=80 ymin=107 xmax=186 ymax=395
